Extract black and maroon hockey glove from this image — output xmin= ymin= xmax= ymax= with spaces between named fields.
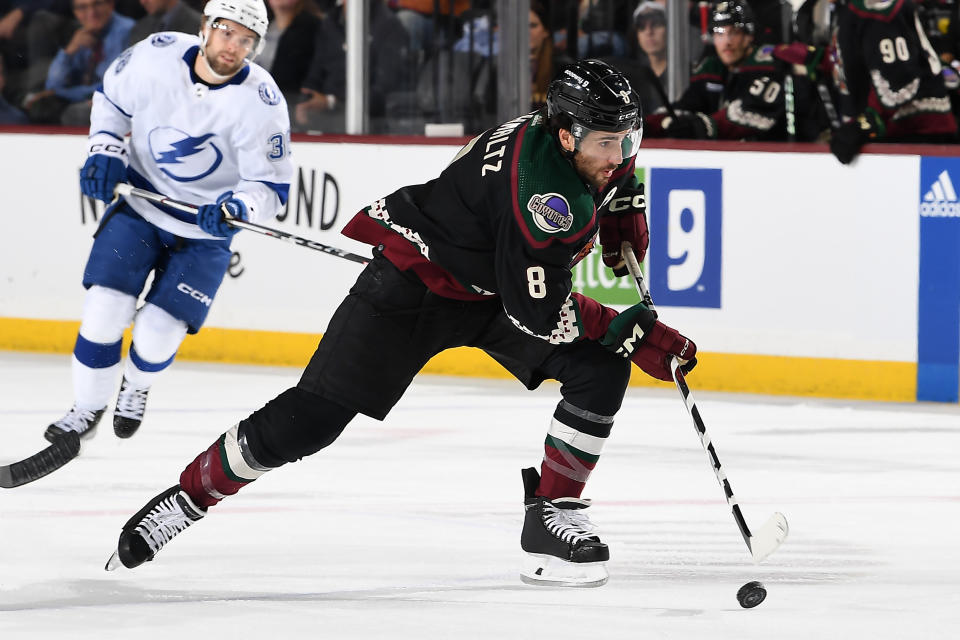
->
xmin=599 ymin=302 xmax=697 ymax=381
xmin=830 ymin=108 xmax=885 ymax=165
xmin=663 ymin=112 xmax=715 ymax=139
xmin=772 ymin=42 xmax=832 ymax=80
xmin=599 ymin=185 xmax=648 ymax=276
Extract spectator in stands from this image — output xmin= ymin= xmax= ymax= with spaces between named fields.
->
xmin=126 ymin=0 xmax=200 ymax=46
xmin=568 ymin=0 xmax=634 ymax=59
xmin=0 ymin=54 xmax=27 ymax=123
xmin=25 ymin=0 xmax=133 ymax=125
xmin=295 ymin=0 xmax=409 ymax=133
xmin=259 ymin=0 xmax=320 ymax=113
xmin=643 ymin=0 xmax=818 ymax=141
xmin=530 ymin=0 xmax=565 ymax=110
xmin=829 ymin=0 xmax=958 ymax=164
xmin=387 ymin=0 xmax=469 ymax=54
xmin=0 ymin=1 xmax=73 ymax=108
xmin=635 ymin=1 xmax=667 ymax=80
xmin=620 ymin=0 xmax=669 ymax=112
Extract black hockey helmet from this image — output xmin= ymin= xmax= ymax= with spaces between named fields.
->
xmin=546 ymin=59 xmax=643 ymax=156
xmin=711 ymin=0 xmax=755 ymax=34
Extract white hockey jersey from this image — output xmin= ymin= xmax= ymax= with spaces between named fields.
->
xmin=89 ymin=32 xmax=293 ymax=240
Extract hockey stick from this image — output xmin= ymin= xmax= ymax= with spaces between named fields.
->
xmin=114 ymin=184 xmax=372 ymax=265
xmin=784 ymin=72 xmax=796 ymax=142
xmin=620 ymin=243 xmax=789 ymax=563
xmin=0 ymin=432 xmax=81 ymax=489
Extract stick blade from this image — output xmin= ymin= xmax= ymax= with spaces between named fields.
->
xmin=0 ymin=432 xmax=81 ymax=488
xmin=749 ymin=512 xmax=789 ymax=563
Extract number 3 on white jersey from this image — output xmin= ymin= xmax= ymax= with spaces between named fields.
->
xmin=526 ymin=266 xmax=547 ymax=299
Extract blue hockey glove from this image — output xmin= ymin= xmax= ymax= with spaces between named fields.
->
xmin=80 ymin=154 xmax=126 ymax=203
xmin=197 ymin=192 xmax=247 ymax=238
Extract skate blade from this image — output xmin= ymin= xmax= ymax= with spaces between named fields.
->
xmin=104 ymin=550 xmax=124 ymax=572
xmin=520 ymin=554 xmax=609 ymax=588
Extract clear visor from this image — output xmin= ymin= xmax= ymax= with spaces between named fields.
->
xmin=209 ymin=19 xmax=258 ymax=54
xmin=571 ymin=123 xmax=643 ymax=160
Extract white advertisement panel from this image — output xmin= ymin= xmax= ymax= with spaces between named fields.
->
xmin=0 ymin=133 xmax=919 ymax=364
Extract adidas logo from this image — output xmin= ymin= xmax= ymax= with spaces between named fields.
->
xmin=920 ymin=170 xmax=960 ymax=218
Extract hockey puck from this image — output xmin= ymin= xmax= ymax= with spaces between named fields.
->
xmin=736 ymin=581 xmax=766 ymax=608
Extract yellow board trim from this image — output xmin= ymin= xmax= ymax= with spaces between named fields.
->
xmin=0 ymin=317 xmax=916 ymax=402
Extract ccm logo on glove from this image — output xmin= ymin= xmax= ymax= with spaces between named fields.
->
xmin=607 ymin=192 xmax=645 ymax=213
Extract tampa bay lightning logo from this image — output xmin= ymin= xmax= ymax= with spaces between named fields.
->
xmin=258 ymin=83 xmax=281 ymax=106
xmin=527 ymin=193 xmax=573 ymax=233
xmin=114 ymin=47 xmax=133 ymax=74
xmin=150 ymin=33 xmax=177 ymax=47
xmin=148 ymin=128 xmax=223 ymax=182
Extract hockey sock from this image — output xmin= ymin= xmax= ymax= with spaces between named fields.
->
xmin=71 ymin=286 xmax=137 ymax=408
xmin=179 ymin=423 xmax=272 ymax=508
xmin=123 ymin=303 xmax=188 ymax=388
xmin=72 ymin=335 xmax=122 ymax=409
xmin=537 ymin=400 xmax=613 ymax=499
xmin=122 ymin=343 xmax=176 ymax=389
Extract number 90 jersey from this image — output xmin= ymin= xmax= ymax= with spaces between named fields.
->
xmin=342 ymin=112 xmax=640 ymax=343
xmin=89 ymin=32 xmax=293 ymax=240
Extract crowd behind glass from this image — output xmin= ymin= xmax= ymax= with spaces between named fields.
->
xmin=0 ymin=0 xmax=957 ymax=156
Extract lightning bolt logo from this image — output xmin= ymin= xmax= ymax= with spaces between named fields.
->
xmin=149 ymin=128 xmax=224 ymax=182
xmin=155 ymin=134 xmax=216 ymax=164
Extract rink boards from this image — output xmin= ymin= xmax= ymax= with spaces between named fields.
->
xmin=0 ymin=130 xmax=956 ymax=403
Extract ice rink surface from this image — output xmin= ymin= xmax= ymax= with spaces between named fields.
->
xmin=1 ymin=351 xmax=958 ymax=639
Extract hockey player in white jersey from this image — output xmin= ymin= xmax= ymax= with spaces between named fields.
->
xmin=45 ymin=0 xmax=293 ymax=442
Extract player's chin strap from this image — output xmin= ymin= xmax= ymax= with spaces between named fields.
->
xmin=620 ymin=242 xmax=789 ymax=564
xmin=114 ymin=184 xmax=372 ymax=265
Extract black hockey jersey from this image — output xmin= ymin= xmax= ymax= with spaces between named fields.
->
xmin=342 ymin=112 xmax=640 ymax=343
xmin=646 ymin=45 xmax=810 ymax=140
xmin=833 ymin=0 xmax=957 ymax=138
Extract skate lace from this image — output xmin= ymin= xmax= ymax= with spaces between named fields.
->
xmin=54 ymin=406 xmax=99 ymax=433
xmin=116 ymin=384 xmax=148 ymax=419
xmin=543 ymin=502 xmax=598 ymax=545
xmin=135 ymin=495 xmax=196 ymax=553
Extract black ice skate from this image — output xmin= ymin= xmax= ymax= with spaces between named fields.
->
xmin=113 ymin=377 xmax=149 ymax=438
xmin=105 ymin=485 xmax=205 ymax=570
xmin=519 ymin=467 xmax=609 ymax=587
xmin=44 ymin=404 xmax=105 ymax=443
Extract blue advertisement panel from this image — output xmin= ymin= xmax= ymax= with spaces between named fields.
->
xmin=648 ymin=168 xmax=722 ymax=308
xmin=917 ymin=156 xmax=960 ymax=402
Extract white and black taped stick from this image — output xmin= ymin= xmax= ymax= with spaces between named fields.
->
xmin=114 ymin=184 xmax=372 ymax=265
xmin=620 ymin=242 xmax=789 ymax=563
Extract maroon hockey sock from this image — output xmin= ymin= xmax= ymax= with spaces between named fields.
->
xmin=536 ymin=445 xmax=594 ymax=499
xmin=179 ymin=426 xmax=268 ymax=508
xmin=535 ymin=402 xmax=611 ymax=499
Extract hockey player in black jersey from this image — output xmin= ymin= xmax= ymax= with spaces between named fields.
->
xmin=105 ymin=59 xmax=697 ymax=587
xmin=829 ymin=0 xmax=958 ymax=164
xmin=645 ymin=0 xmax=819 ymax=141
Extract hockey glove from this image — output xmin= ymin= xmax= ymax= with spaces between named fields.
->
xmin=80 ymin=134 xmax=128 ymax=203
xmin=771 ymin=42 xmax=830 ymax=80
xmin=197 ymin=191 xmax=247 ymax=238
xmin=599 ymin=185 xmax=648 ymax=276
xmin=830 ymin=109 xmax=885 ymax=165
xmin=600 ymin=302 xmax=697 ymax=382
xmin=662 ymin=112 xmax=715 ymax=139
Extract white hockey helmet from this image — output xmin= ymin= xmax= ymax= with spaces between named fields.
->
xmin=201 ymin=0 xmax=269 ymax=58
